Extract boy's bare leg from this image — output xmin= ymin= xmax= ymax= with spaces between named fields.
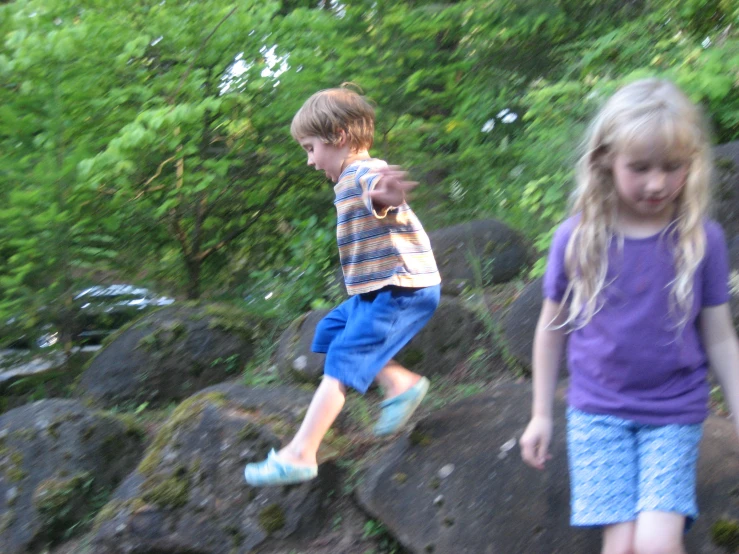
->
xmin=277 ymin=375 xmax=346 ymax=467
xmin=375 ymin=359 xmax=423 ymax=399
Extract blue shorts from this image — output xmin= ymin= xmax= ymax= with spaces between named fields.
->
xmin=311 ymin=284 xmax=440 ymax=393
xmin=567 ymin=407 xmax=703 ymax=528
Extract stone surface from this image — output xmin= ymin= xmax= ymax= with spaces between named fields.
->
xmin=275 ymin=296 xmax=495 ymax=383
xmin=0 ymin=400 xmax=144 ymax=553
xmin=274 ymin=310 xmax=331 ymax=383
xmin=428 ymin=219 xmax=531 ymax=296
xmin=714 ymin=141 xmax=739 ymax=244
xmin=90 ymin=383 xmax=336 ymax=554
xmin=499 ymin=278 xmax=543 ymax=372
xmin=357 ymin=383 xmax=739 ymax=554
xmin=79 ymin=304 xmax=264 ymax=408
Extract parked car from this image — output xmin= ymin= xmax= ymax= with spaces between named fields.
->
xmin=1 ymin=284 xmax=175 ymax=349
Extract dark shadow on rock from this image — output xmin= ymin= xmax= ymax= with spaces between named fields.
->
xmin=499 ymin=278 xmax=568 ymax=374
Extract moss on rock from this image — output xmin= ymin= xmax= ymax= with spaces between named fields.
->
xmin=258 ymin=503 xmax=286 ymax=534
xmin=93 ymin=498 xmax=146 ymax=530
xmin=137 ymin=392 xmax=227 ymax=475
xmin=711 ymin=518 xmax=739 ymax=551
xmin=32 ymin=471 xmax=93 ymax=539
xmin=141 ymin=469 xmax=190 ymax=509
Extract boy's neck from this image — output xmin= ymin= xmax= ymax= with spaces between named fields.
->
xmin=340 ymin=149 xmax=371 ymax=173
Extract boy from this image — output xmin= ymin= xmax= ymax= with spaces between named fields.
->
xmin=244 ymin=86 xmax=441 ymax=486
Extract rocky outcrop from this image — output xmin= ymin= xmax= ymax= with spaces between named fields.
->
xmin=80 ymin=304 xmax=264 ymax=408
xmin=0 ymin=400 xmax=144 ymax=553
xmin=356 ymin=383 xmax=739 ymax=554
xmin=274 ymin=309 xmax=331 ymax=383
xmin=356 ymin=384 xmax=600 ymax=554
xmin=714 ymin=141 xmax=739 ymax=244
xmin=499 ymin=278 xmax=544 ymax=372
xmin=90 ymin=383 xmax=335 ymax=554
xmin=275 ymin=296 xmax=495 ymax=382
xmin=429 ymin=219 xmax=531 ymax=296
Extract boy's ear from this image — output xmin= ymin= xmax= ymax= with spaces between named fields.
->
xmin=336 ymin=129 xmax=348 ymax=147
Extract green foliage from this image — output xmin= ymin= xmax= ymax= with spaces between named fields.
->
xmin=1 ymin=0 xmax=736 ymax=322
xmin=362 ymin=518 xmax=403 ymax=554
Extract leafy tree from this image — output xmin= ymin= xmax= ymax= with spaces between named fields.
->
xmin=1 ymin=0 xmax=736 ymax=340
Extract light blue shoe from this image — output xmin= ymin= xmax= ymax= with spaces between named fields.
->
xmin=374 ymin=377 xmax=430 ymax=436
xmin=244 ymin=449 xmax=318 ymax=486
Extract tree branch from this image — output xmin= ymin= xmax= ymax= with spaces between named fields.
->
xmin=196 ymin=178 xmax=293 ymax=262
xmin=168 ymin=6 xmax=238 ymax=105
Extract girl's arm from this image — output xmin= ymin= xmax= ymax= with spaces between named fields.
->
xmin=700 ymin=303 xmax=739 ymax=439
xmin=520 ymin=298 xmax=568 ymax=469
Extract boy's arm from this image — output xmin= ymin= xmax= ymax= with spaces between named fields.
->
xmin=367 ymin=165 xmax=418 ymax=214
xmin=700 ymin=303 xmax=739 ymax=439
xmin=520 ymin=298 xmax=568 ymax=470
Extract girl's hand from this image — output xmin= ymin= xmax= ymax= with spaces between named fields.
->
xmin=519 ymin=416 xmax=553 ymax=470
xmin=369 ymin=165 xmax=418 ymax=208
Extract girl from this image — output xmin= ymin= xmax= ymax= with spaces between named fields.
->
xmin=519 ymin=78 xmax=739 ymax=554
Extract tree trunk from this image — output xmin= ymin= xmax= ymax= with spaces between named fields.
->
xmin=184 ymin=258 xmax=201 ymax=300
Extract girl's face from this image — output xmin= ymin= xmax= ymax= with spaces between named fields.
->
xmin=611 ymin=147 xmax=690 ymax=228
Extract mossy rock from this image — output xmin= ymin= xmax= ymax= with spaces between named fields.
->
xmin=427 ymin=219 xmax=532 ymax=295
xmin=0 ymin=400 xmax=143 ymax=553
xmin=90 ymin=383 xmax=340 ymax=553
xmin=80 ymin=303 xmax=269 ymax=408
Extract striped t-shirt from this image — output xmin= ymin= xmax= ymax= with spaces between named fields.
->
xmin=334 ymin=159 xmax=441 ymax=295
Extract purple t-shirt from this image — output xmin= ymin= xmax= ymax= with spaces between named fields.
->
xmin=543 ymin=216 xmax=730 ymax=425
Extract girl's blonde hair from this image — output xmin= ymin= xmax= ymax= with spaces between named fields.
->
xmin=290 ymin=85 xmax=375 ymax=151
xmin=564 ymin=78 xmax=712 ymax=329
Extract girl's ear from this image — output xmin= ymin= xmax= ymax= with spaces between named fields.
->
xmin=590 ymin=144 xmax=611 ymax=172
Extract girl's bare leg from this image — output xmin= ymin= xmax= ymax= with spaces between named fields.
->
xmin=601 ymin=522 xmax=636 ymax=554
xmin=634 ymin=511 xmax=686 ymax=554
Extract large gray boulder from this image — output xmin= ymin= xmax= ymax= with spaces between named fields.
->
xmin=429 ymin=219 xmax=531 ymax=295
xmin=274 ymin=309 xmax=331 ymax=383
xmin=0 ymin=400 xmax=144 ymax=553
xmin=499 ymin=278 xmax=543 ymax=372
xmin=714 ymin=141 xmax=739 ymax=244
xmin=80 ymin=304 xmax=265 ymax=408
xmin=275 ymin=296 xmax=499 ymax=383
xmin=356 ymin=383 xmax=739 ymax=554
xmin=90 ymin=383 xmax=337 ymax=554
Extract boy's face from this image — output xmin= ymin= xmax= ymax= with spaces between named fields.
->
xmin=299 ymin=136 xmax=349 ymax=183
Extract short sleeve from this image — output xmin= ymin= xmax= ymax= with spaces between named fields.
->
xmin=701 ymin=221 xmax=731 ymax=307
xmin=356 ymin=165 xmax=383 ymax=216
xmin=356 ymin=162 xmax=395 ymax=218
xmin=542 ymin=219 xmax=575 ymax=302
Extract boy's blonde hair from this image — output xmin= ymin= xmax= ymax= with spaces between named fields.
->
xmin=564 ymin=78 xmax=712 ymax=329
xmin=291 ymin=86 xmax=375 ymax=151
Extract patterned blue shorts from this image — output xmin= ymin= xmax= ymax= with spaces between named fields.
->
xmin=567 ymin=407 xmax=703 ymax=528
xmin=311 ymin=285 xmax=440 ymax=393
